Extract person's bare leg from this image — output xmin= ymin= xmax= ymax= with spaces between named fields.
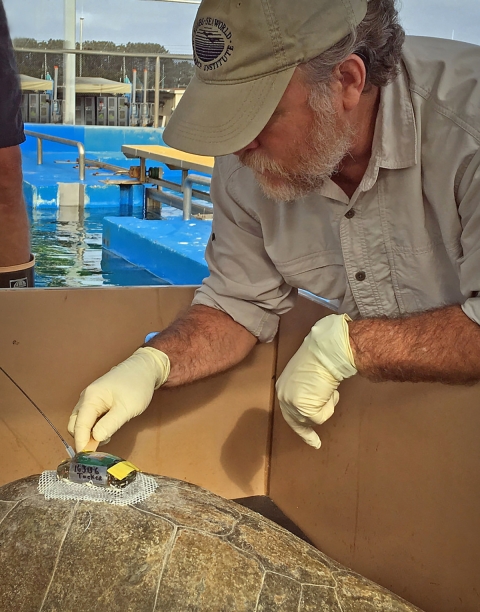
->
xmin=0 ymin=145 xmax=30 ymax=266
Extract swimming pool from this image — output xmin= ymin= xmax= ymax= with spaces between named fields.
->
xmin=22 ymin=124 xmax=212 ymax=288
xmin=29 ymin=203 xmax=170 ymax=287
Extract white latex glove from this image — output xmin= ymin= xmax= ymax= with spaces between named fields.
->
xmin=276 ymin=314 xmax=357 ymax=449
xmin=68 ymin=347 xmax=170 ymax=452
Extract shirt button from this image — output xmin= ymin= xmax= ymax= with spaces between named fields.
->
xmin=355 ymin=271 xmax=366 ymax=281
xmin=345 ymin=209 xmax=355 ymax=219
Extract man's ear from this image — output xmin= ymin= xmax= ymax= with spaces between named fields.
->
xmin=335 ymin=54 xmax=368 ymax=111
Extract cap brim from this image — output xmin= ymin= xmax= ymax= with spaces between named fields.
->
xmin=163 ymin=67 xmax=296 ymax=157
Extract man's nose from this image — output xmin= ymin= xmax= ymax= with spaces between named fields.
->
xmin=233 ymin=138 xmax=260 ymax=156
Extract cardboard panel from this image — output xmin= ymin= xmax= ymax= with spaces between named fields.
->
xmin=0 ymin=287 xmax=275 ymax=499
xmin=270 ymin=296 xmax=480 ymax=612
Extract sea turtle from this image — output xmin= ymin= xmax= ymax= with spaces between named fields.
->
xmin=0 ymin=474 xmax=422 ymax=611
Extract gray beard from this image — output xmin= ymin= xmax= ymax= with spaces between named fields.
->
xmin=239 ymin=93 xmax=356 ymax=202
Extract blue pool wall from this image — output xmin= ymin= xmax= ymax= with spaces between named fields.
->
xmin=103 ymin=216 xmax=211 ymax=285
xmin=21 ymin=124 xmax=172 ymax=208
xmin=21 ymin=123 xmax=167 ymax=158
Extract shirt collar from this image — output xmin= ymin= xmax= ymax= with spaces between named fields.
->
xmin=318 ymin=61 xmax=418 ymax=201
xmin=372 ymin=61 xmax=418 ymax=171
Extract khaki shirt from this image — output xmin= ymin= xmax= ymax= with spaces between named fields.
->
xmin=192 ymin=36 xmax=480 ymax=342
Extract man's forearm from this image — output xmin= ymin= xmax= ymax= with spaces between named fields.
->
xmin=144 ymin=304 xmax=258 ymax=387
xmin=0 ymin=146 xmax=30 ymax=266
xmin=348 ymin=305 xmax=480 ymax=385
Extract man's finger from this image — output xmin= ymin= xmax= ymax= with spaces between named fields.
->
xmin=92 ymin=407 xmax=129 ymax=444
xmin=307 ymin=392 xmax=339 ymax=426
xmin=82 ymin=438 xmax=100 ymax=452
xmin=72 ymin=393 xmax=111 ymax=452
xmin=74 ymin=425 xmax=93 ymax=454
xmin=67 ymin=412 xmax=77 ymax=438
xmin=281 ymin=408 xmax=321 ymax=449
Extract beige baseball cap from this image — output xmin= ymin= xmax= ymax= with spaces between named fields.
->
xmin=163 ymin=0 xmax=368 ymax=157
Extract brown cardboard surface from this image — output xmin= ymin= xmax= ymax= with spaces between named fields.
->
xmin=270 ymin=296 xmax=480 ymax=612
xmin=4 ymin=285 xmax=480 ymax=611
xmin=0 ymin=287 xmax=275 ymax=498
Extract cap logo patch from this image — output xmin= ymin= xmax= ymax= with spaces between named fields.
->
xmin=193 ymin=17 xmax=234 ymax=72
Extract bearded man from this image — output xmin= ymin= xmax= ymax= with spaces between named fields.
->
xmin=68 ymin=0 xmax=480 ymax=452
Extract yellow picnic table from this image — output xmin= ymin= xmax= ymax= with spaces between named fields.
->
xmin=121 ymin=144 xmax=214 ymax=220
xmin=122 ymin=144 xmax=214 ymax=177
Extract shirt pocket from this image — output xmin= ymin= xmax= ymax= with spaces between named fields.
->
xmin=273 ymin=250 xmax=346 ymax=301
xmin=393 ymin=240 xmax=464 ymax=312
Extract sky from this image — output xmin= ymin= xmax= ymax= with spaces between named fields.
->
xmin=4 ymin=0 xmax=480 ymax=54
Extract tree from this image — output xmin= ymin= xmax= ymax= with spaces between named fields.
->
xmin=13 ymin=38 xmax=64 ymax=80
xmin=13 ymin=38 xmax=194 ymax=88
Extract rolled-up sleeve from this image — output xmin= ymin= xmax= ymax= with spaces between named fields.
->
xmin=457 ymin=147 xmax=480 ymax=324
xmin=192 ymin=159 xmax=297 ymax=342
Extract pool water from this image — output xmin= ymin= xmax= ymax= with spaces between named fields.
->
xmin=29 ymin=204 xmax=169 ymax=288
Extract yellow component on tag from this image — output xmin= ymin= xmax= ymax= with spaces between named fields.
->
xmin=107 ymin=460 xmax=139 ymax=480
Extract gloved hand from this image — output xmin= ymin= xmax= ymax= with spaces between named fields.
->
xmin=276 ymin=314 xmax=357 ymax=449
xmin=68 ymin=347 xmax=170 ymax=452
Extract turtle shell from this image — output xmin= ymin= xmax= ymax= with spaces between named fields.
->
xmin=0 ymin=474 xmax=422 ymax=612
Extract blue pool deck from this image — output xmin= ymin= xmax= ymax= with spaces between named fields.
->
xmin=103 ymin=216 xmax=210 ymax=285
xmin=21 ymin=124 xmax=161 ymax=207
xmin=21 ymin=124 xmax=212 ymax=286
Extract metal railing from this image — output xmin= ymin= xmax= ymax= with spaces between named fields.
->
xmin=145 ymin=172 xmax=212 ymax=220
xmin=24 ymin=130 xmax=86 ymax=181
xmin=15 ymin=46 xmax=193 ymax=129
xmin=183 ymin=174 xmax=212 ymax=220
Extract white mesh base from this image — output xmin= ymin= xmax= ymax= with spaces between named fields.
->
xmin=38 ymin=471 xmax=158 ymax=506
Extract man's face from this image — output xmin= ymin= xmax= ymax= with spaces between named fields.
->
xmin=234 ymin=70 xmax=356 ymax=201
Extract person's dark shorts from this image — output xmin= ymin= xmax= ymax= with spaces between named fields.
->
xmin=0 ymin=0 xmax=25 ymax=149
